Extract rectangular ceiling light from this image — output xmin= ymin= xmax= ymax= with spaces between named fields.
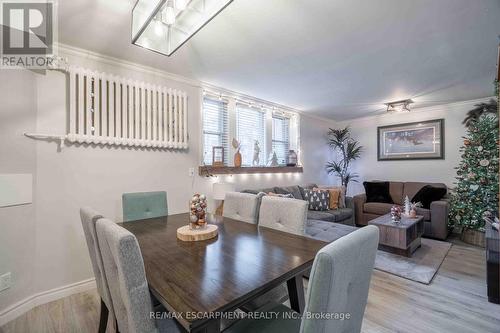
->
xmin=132 ymin=0 xmax=233 ymax=56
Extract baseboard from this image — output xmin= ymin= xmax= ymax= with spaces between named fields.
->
xmin=0 ymin=278 xmax=96 ymax=326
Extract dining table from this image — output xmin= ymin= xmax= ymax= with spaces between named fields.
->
xmin=119 ymin=213 xmax=328 ymax=333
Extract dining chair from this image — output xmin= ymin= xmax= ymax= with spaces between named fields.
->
xmin=258 ymin=196 xmax=308 ymax=235
xmin=80 ymin=207 xmax=116 ymax=333
xmin=96 ymin=218 xmax=185 ymax=333
xmin=223 ymin=192 xmax=260 ymax=224
xmin=122 ymin=191 xmax=168 ymax=222
xmin=240 ymin=196 xmax=308 ymax=312
xmin=225 ymin=225 xmax=379 ymax=333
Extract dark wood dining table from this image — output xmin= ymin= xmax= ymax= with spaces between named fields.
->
xmin=119 ymin=213 xmax=327 ymax=333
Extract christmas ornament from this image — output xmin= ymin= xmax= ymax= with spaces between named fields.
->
xmin=463 ymin=139 xmax=471 ymax=146
xmin=479 ymin=159 xmax=490 ymax=166
xmin=477 ymin=146 xmax=483 ymax=151
xmin=469 ymin=184 xmax=479 ymax=191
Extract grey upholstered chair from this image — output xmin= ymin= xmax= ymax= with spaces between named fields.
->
xmin=223 ymin=192 xmax=260 ymax=224
xmin=258 ymin=196 xmax=308 ymax=235
xmin=96 ymin=218 xmax=185 ymax=333
xmin=226 ymin=226 xmax=379 ymax=333
xmin=80 ymin=207 xmax=115 ymax=333
xmin=122 ymin=191 xmax=168 ymax=222
xmin=241 ymin=196 xmax=308 ymax=312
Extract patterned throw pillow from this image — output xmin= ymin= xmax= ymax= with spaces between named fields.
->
xmin=303 ymin=189 xmax=330 ymax=211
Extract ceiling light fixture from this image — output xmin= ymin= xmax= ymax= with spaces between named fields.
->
xmin=132 ymin=0 xmax=234 ymax=56
xmin=385 ymin=99 xmax=414 ymax=113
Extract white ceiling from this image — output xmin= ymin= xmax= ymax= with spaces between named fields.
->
xmin=58 ymin=0 xmax=500 ymax=120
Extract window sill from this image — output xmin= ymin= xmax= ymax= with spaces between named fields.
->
xmin=198 ymin=165 xmax=303 ymax=176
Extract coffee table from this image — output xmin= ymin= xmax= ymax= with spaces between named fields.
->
xmin=368 ymin=213 xmax=424 ymax=257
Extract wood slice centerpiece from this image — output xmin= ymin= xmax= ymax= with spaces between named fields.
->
xmin=177 ymin=224 xmax=218 ymax=242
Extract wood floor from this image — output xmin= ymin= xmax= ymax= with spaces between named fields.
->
xmin=1 ymin=239 xmax=499 ymax=333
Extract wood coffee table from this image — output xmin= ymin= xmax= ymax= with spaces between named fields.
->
xmin=368 ymin=213 xmax=424 ymax=257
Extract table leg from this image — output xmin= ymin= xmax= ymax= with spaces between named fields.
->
xmin=287 ymin=274 xmax=305 ymax=314
xmin=191 ymin=319 xmax=220 ymax=333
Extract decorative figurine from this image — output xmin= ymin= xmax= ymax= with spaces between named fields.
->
xmin=404 ymin=196 xmax=411 ymax=216
xmin=269 ymin=151 xmax=279 ymax=167
xmin=252 ymin=140 xmax=261 ymax=166
xmin=189 ymin=193 xmax=208 ymax=229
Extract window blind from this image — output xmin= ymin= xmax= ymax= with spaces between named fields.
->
xmin=236 ymin=104 xmax=266 ymax=166
xmin=272 ymin=115 xmax=290 ymax=165
xmin=202 ymin=97 xmax=229 ymax=165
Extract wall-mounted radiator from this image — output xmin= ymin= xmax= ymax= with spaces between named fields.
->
xmin=64 ymin=67 xmax=188 ymax=149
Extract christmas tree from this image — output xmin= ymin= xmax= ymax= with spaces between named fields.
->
xmin=449 ymin=114 xmax=499 ymax=231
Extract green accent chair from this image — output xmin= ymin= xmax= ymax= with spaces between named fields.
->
xmin=122 ymin=191 xmax=168 ymax=222
xmin=225 ymin=226 xmax=379 ymax=333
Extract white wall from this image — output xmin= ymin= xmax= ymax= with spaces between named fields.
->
xmin=0 ymin=49 xmax=337 ymax=321
xmin=336 ymin=98 xmax=493 ymax=196
xmin=0 ymin=71 xmax=37 ymax=314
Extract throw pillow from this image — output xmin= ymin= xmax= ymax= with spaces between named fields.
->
xmin=267 ymin=192 xmax=294 ymax=199
xmin=303 ymin=189 xmax=330 ymax=211
xmin=314 ymin=187 xmax=341 ymax=210
xmin=317 ymin=185 xmax=346 ymax=208
xmin=411 ymin=185 xmax=447 ymax=209
xmin=363 ymin=181 xmax=393 ymax=203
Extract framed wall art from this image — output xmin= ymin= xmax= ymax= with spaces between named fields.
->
xmin=377 ymin=119 xmax=444 ymax=161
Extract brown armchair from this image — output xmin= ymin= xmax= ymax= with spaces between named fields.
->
xmin=353 ymin=181 xmax=449 ymax=240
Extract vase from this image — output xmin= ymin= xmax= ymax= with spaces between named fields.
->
xmin=287 ymin=150 xmax=298 ymax=167
xmin=234 ymin=150 xmax=242 ymax=167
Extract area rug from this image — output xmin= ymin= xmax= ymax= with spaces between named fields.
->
xmin=374 ymin=238 xmax=452 ymax=284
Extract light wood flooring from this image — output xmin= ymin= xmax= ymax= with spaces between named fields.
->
xmin=1 ymin=238 xmax=499 ymax=333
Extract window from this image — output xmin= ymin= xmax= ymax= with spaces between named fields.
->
xmin=272 ymin=115 xmax=290 ymax=165
xmin=202 ymin=97 xmax=228 ymax=165
xmin=236 ymin=104 xmax=266 ymax=166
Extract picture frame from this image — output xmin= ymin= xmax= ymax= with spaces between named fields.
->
xmin=377 ymin=119 xmax=444 ymax=161
xmin=212 ymin=146 xmax=225 ymax=167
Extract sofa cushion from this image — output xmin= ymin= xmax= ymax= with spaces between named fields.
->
xmin=389 ymin=181 xmax=405 ymax=205
xmin=274 ymin=186 xmax=303 ymax=200
xmin=305 ymin=220 xmax=357 ymax=242
xmin=403 ymin=182 xmax=447 ymax=201
xmin=415 ymin=207 xmax=431 ymax=221
xmin=303 ymin=189 xmax=330 ymax=211
xmin=363 ymin=202 xmax=393 ymax=215
xmin=363 ymin=181 xmax=393 ymax=203
xmin=411 ymin=185 xmax=447 ymax=209
xmin=307 ymin=208 xmax=352 ymax=222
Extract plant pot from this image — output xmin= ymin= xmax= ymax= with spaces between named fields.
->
xmin=234 ymin=150 xmax=242 ymax=167
xmin=460 ymin=228 xmax=485 ymax=248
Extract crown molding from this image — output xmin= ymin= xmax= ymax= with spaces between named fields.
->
xmin=56 ymin=43 xmax=321 ymax=118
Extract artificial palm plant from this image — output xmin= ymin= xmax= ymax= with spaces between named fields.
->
xmin=325 ymin=127 xmax=363 ymax=187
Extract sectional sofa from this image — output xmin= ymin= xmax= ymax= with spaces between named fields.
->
xmin=241 ymin=184 xmax=355 ymax=226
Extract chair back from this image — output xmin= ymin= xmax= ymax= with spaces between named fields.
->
xmin=223 ymin=192 xmax=260 ymax=224
xmin=122 ymin=191 xmax=168 ymax=222
xmin=258 ymin=196 xmax=308 ymax=235
xmin=300 ymin=226 xmax=379 ymax=333
xmin=79 ymin=207 xmax=115 ymax=321
xmin=96 ymin=218 xmax=157 ymax=333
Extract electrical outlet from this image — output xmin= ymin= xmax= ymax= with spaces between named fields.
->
xmin=0 ymin=272 xmax=12 ymax=292
xmin=188 ymin=167 xmax=195 ymax=177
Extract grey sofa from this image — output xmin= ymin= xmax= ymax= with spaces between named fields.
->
xmin=353 ymin=181 xmax=449 ymax=240
xmin=241 ymin=184 xmax=355 ymax=226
